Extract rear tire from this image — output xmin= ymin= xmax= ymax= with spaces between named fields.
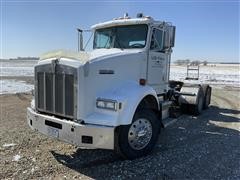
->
xmin=203 ymin=87 xmax=211 ymax=109
xmin=115 ymin=109 xmax=160 ymax=159
xmin=180 ymin=103 xmax=189 ymax=114
xmin=192 ymin=87 xmax=204 ymax=115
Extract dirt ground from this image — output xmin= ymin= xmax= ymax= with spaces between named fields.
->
xmin=0 ymin=85 xmax=239 ymax=179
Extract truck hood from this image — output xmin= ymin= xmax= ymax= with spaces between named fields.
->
xmin=40 ymin=49 xmax=143 ymax=64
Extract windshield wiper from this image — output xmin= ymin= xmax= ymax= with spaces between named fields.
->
xmin=112 ymin=28 xmax=123 ymax=51
xmin=115 ymin=35 xmax=124 ymax=51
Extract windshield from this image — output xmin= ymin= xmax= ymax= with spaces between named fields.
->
xmin=93 ymin=25 xmax=148 ymax=49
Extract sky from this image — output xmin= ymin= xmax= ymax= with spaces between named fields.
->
xmin=0 ymin=0 xmax=239 ymax=62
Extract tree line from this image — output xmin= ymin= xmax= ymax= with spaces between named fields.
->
xmin=174 ymin=59 xmax=208 ymax=66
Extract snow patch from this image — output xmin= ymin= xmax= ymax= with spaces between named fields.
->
xmin=0 ymin=67 xmax=34 ymax=76
xmin=0 ymin=60 xmax=37 ymax=76
xmin=0 ymin=80 xmax=33 ymax=94
xmin=2 ymin=143 xmax=17 ymax=148
xmin=170 ymin=65 xmax=240 ymax=87
xmin=31 ymin=167 xmax=35 ymax=173
xmin=13 ymin=154 xmax=21 ymax=161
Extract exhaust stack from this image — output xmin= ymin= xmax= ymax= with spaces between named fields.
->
xmin=77 ymin=28 xmax=84 ymax=51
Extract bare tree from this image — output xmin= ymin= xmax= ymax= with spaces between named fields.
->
xmin=175 ymin=59 xmax=191 ymax=66
xmin=203 ymin=60 xmax=208 ymax=66
xmin=190 ymin=60 xmax=200 ymax=66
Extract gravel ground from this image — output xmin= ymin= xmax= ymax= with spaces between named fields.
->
xmin=0 ymin=86 xmax=239 ymax=179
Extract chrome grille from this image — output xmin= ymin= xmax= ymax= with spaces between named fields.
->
xmin=45 ymin=73 xmax=53 ymax=112
xmin=35 ymin=62 xmax=77 ymax=119
xmin=65 ymin=74 xmax=74 ymax=116
xmin=55 ymin=74 xmax=64 ymax=114
xmin=37 ymin=72 xmax=44 ymax=109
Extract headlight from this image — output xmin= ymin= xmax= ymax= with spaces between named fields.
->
xmin=96 ymin=99 xmax=118 ymax=111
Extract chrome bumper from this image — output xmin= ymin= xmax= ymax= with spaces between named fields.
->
xmin=27 ymin=107 xmax=114 ymax=150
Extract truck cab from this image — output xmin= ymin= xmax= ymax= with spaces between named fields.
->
xmin=27 ymin=14 xmax=210 ymax=159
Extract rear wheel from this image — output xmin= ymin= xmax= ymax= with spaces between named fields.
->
xmin=115 ymin=109 xmax=160 ymax=159
xmin=203 ymin=87 xmax=211 ymax=109
xmin=192 ymin=88 xmax=204 ymax=115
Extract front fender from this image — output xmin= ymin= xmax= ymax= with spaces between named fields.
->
xmin=85 ymin=81 xmax=158 ymax=126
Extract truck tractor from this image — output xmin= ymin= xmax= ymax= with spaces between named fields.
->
xmin=27 ymin=13 xmax=211 ymax=159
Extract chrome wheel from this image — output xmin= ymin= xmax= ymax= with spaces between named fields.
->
xmin=128 ymin=118 xmax=153 ymax=150
xmin=116 ymin=109 xmax=160 ymax=159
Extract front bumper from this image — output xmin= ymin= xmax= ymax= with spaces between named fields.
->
xmin=27 ymin=107 xmax=115 ymax=150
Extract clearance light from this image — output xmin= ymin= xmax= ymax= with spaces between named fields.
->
xmin=96 ymin=99 xmax=118 ymax=111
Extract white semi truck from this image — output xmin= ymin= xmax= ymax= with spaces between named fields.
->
xmin=27 ymin=13 xmax=211 ymax=159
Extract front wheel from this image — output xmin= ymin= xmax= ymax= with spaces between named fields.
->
xmin=115 ymin=109 xmax=160 ymax=159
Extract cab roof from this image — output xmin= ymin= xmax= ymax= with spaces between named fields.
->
xmin=91 ymin=16 xmax=163 ymax=30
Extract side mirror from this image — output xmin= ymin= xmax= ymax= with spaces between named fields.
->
xmin=163 ymin=26 xmax=176 ymax=50
xmin=169 ymin=26 xmax=176 ymax=47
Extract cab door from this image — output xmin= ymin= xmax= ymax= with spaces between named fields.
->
xmin=147 ymin=28 xmax=169 ymax=93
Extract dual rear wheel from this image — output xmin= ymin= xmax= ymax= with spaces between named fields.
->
xmin=193 ymin=86 xmax=211 ymax=115
xmin=181 ymin=86 xmax=211 ymax=116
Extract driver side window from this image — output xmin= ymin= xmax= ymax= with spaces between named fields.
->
xmin=150 ymin=29 xmax=164 ymax=51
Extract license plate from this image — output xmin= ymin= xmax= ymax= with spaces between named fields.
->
xmin=47 ymin=127 xmax=59 ymax=138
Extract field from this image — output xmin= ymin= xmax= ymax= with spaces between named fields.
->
xmin=0 ymin=60 xmax=240 ymax=179
xmin=0 ymin=60 xmax=36 ymax=94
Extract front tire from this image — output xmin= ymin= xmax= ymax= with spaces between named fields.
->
xmin=115 ymin=109 xmax=160 ymax=159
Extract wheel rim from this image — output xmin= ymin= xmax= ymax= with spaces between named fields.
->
xmin=128 ymin=118 xmax=153 ymax=150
